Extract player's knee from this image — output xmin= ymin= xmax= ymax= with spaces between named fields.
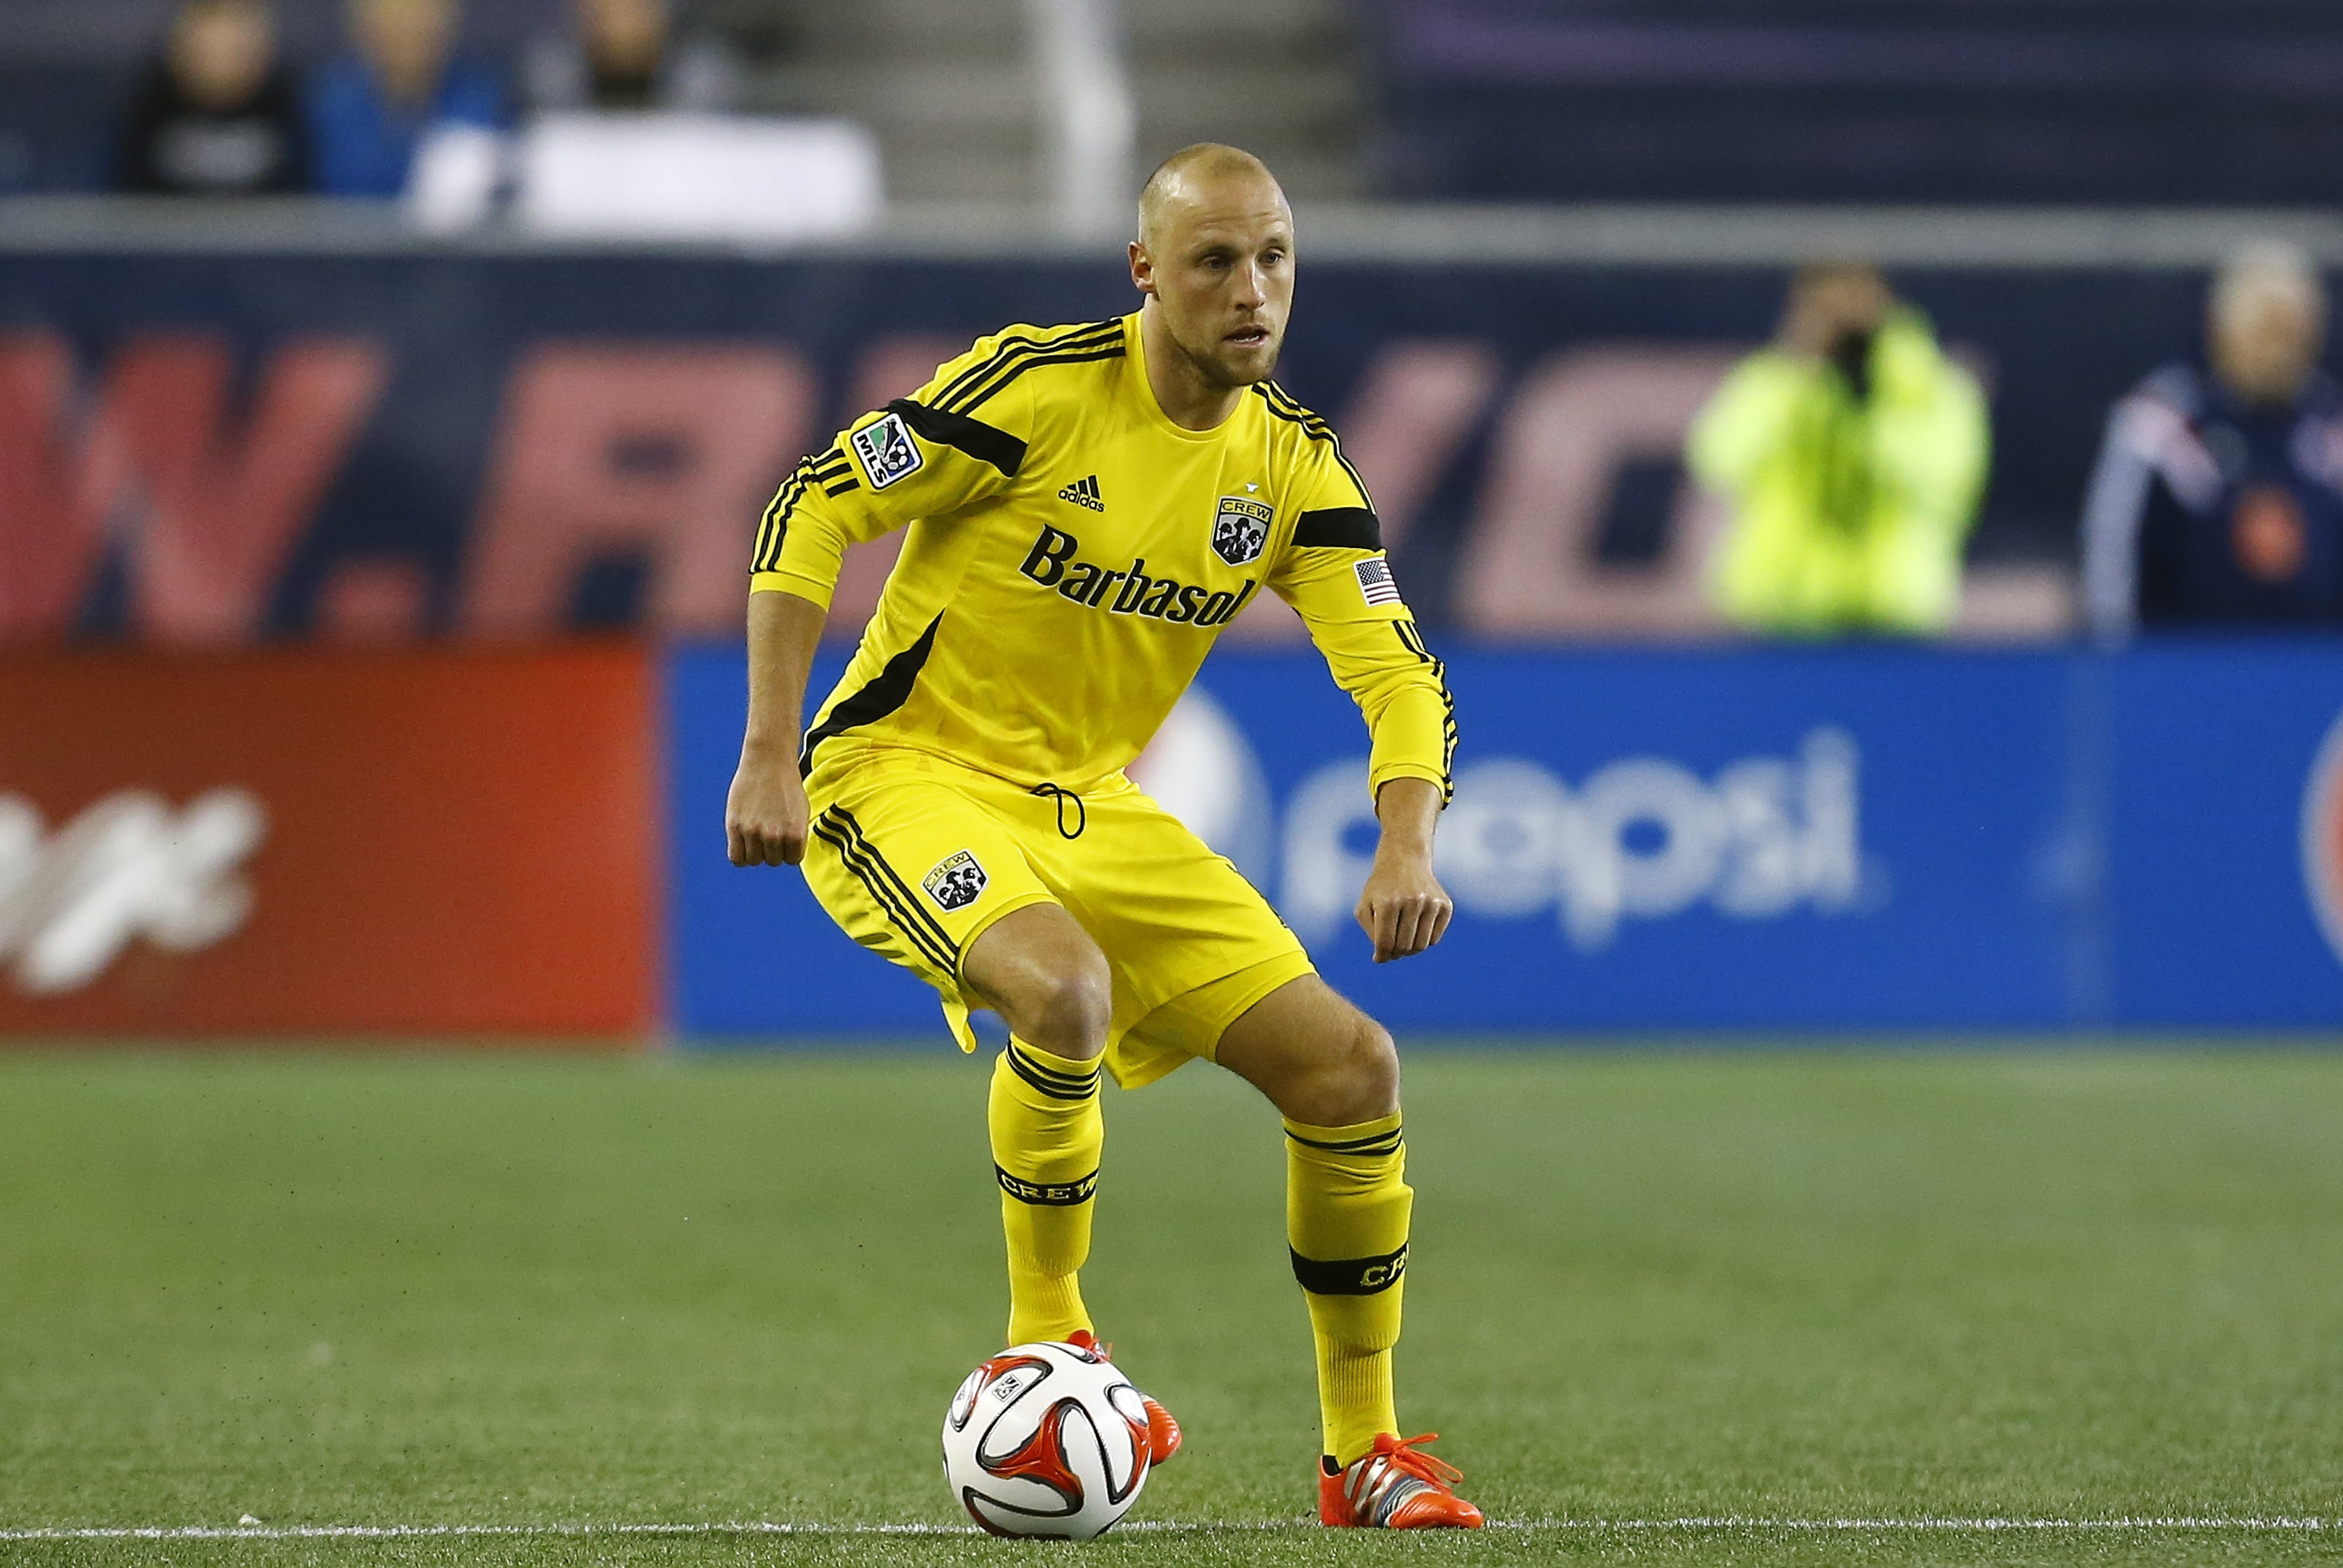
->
xmin=1023 ymin=956 xmax=1113 ymax=1061
xmin=1337 ymin=1015 xmax=1401 ymax=1119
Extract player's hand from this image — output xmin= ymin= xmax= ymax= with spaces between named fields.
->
xmin=726 ymin=750 xmax=810 ymax=867
xmin=1356 ymin=847 xmax=1453 ymax=964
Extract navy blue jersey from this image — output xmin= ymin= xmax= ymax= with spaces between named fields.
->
xmin=2081 ymin=363 xmax=2343 ymax=635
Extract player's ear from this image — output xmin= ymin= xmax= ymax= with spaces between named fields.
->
xmin=1129 ymin=240 xmax=1155 ymax=297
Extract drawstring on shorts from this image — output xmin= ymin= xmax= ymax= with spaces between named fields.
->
xmin=1029 ymin=782 xmax=1086 ymax=839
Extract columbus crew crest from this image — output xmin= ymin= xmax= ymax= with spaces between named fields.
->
xmin=1211 ymin=496 xmax=1274 ymax=567
xmin=923 ymin=849 xmax=987 ymax=911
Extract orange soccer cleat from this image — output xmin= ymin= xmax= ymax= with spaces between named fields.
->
xmin=1064 ymin=1329 xmax=1181 ymax=1464
xmin=1318 ymin=1432 xmax=1486 ymax=1528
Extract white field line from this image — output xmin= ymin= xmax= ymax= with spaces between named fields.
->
xmin=0 ymin=1517 xmax=2332 ymax=1542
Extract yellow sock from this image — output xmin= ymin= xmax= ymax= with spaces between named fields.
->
xmin=989 ymin=1036 xmax=1104 ymax=1346
xmin=1286 ymin=1110 xmax=1411 ymax=1468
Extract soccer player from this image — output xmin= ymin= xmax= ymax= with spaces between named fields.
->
xmin=724 ymin=144 xmax=1480 ymax=1530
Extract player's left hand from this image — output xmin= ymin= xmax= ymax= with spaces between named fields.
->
xmin=1356 ymin=850 xmax=1453 ymax=964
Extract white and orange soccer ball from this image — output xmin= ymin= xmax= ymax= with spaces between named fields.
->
xmin=940 ymin=1339 xmax=1153 ymax=1539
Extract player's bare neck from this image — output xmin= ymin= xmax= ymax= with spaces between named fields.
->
xmin=1139 ymin=304 xmax=1243 ymax=432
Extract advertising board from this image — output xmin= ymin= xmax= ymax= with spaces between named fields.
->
xmin=5 ymin=639 xmax=2335 ymax=1041
xmin=0 ymin=645 xmax=656 ymax=1036
xmin=669 ymin=644 xmax=2082 ymax=1038
xmin=2108 ymin=643 xmax=2343 ymax=1026
xmin=671 ymin=641 xmax=2343 ymax=1039
xmin=1 ymin=249 xmax=2222 ymax=643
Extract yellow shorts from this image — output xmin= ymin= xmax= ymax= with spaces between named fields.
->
xmin=801 ymin=743 xmax=1314 ymax=1088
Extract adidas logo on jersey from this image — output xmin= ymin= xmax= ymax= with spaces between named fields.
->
xmin=1057 ymin=475 xmax=1104 ymax=511
xmin=1018 ymin=524 xmax=1259 ymax=627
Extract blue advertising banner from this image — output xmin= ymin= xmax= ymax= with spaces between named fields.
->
xmin=673 ymin=642 xmax=2187 ymax=1038
xmin=2104 ymin=644 xmax=2343 ymax=1026
xmin=668 ymin=642 xmax=940 ymax=1036
xmin=669 ymin=641 xmax=2343 ymax=1037
xmin=1201 ymin=648 xmax=2077 ymax=1029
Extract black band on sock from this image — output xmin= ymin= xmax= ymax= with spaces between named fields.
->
xmin=1290 ymin=1242 xmax=1408 ymax=1296
xmin=997 ymin=1164 xmax=1099 ymax=1206
xmin=1285 ymin=1125 xmax=1403 ymax=1157
xmin=1004 ymin=1041 xmax=1101 ymax=1101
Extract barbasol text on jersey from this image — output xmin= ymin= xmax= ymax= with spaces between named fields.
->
xmin=1018 ymin=524 xmax=1261 ymax=627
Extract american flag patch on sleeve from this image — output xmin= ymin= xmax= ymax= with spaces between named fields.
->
xmin=1354 ymin=556 xmax=1403 ymax=607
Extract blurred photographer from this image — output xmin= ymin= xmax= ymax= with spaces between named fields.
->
xmin=1687 ymin=262 xmax=1991 ymax=637
xmin=118 ymin=0 xmax=310 ymax=193
xmin=2081 ymin=241 xmax=2343 ymax=639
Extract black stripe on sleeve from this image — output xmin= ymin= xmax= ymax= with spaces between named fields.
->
xmin=798 ymin=612 xmax=944 ymax=775
xmin=1290 ymin=1242 xmax=1409 ymax=1296
xmin=751 ymin=446 xmax=861 ymax=573
xmin=1292 ymin=507 xmax=1382 ymax=551
xmin=1391 ymin=621 xmax=1459 ymax=801
xmin=750 ymin=466 xmax=812 ymax=573
xmin=885 ymin=398 xmax=1028 ymax=478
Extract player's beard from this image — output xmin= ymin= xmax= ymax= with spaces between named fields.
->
xmin=1172 ymin=317 xmax=1283 ymax=390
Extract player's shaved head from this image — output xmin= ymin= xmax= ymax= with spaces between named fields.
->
xmin=1128 ymin=145 xmax=1295 ymax=426
xmin=1137 ymin=144 xmax=1287 ymax=251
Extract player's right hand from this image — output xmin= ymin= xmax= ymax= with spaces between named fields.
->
xmin=725 ymin=755 xmax=810 ymax=866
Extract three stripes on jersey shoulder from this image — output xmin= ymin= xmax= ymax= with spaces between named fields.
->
xmin=929 ymin=318 xmax=1126 ymax=418
xmin=1254 ymin=380 xmax=1375 ymax=508
xmin=755 ymin=321 xmax=1123 ymax=572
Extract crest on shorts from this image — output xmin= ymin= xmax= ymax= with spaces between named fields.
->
xmin=851 ymin=410 xmax=924 ymax=490
xmin=923 ymin=849 xmax=987 ymax=911
xmin=1211 ymin=496 xmax=1274 ymax=567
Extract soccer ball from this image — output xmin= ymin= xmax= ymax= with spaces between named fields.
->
xmin=940 ymin=1339 xmax=1152 ymax=1538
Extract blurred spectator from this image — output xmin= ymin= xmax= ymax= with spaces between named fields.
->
xmin=307 ymin=0 xmax=503 ymax=198
xmin=521 ymin=0 xmax=737 ymax=115
xmin=118 ymin=0 xmax=311 ymax=194
xmin=1687 ymin=263 xmax=1991 ymax=637
xmin=2082 ymin=242 xmax=2343 ymax=639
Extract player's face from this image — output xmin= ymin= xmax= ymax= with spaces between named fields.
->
xmin=2212 ymin=282 xmax=2324 ymax=407
xmin=1144 ymin=178 xmax=1294 ymax=389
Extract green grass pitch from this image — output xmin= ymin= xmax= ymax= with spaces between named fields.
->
xmin=2 ymin=1046 xmax=2341 ymax=1567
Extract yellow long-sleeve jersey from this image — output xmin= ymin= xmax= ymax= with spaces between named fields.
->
xmin=750 ymin=312 xmax=1456 ymax=802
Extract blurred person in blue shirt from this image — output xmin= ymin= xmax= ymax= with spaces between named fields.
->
xmin=307 ymin=0 xmax=503 ymax=198
xmin=120 ymin=0 xmax=311 ymax=194
xmin=521 ymin=0 xmax=738 ymax=115
xmin=2082 ymin=241 xmax=2343 ymax=637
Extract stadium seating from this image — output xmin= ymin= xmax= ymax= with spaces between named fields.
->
xmin=1374 ymin=0 xmax=2343 ymax=204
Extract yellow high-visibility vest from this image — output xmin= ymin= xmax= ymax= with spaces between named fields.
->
xmin=1688 ymin=309 xmax=1990 ymax=636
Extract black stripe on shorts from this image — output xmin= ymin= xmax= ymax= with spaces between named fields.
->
xmin=812 ymin=807 xmax=961 ymax=977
